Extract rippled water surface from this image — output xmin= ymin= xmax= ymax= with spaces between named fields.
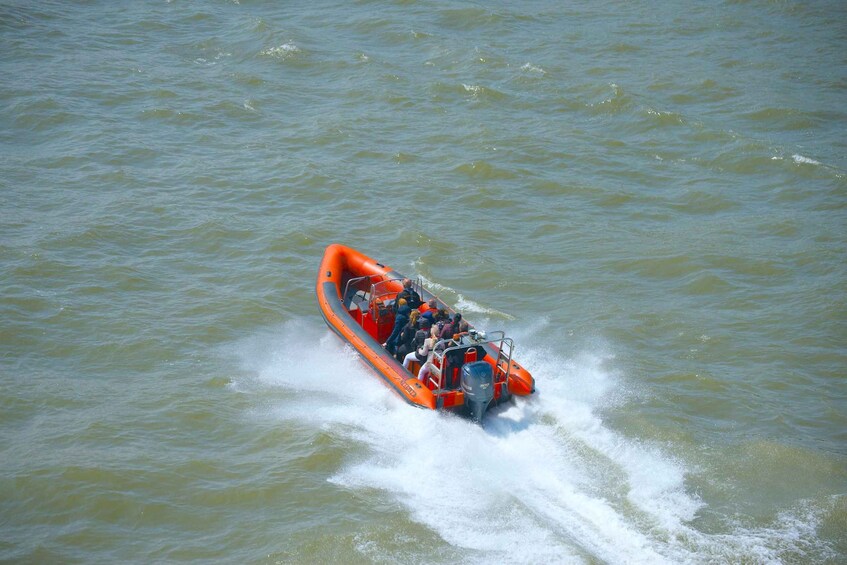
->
xmin=2 ymin=1 xmax=845 ymax=563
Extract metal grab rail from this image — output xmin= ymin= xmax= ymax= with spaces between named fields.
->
xmin=368 ymin=277 xmax=404 ymax=303
xmin=425 ymin=333 xmax=510 ymax=399
xmin=492 ymin=336 xmax=514 ymax=384
xmin=426 ymin=371 xmax=441 ymax=392
xmin=426 ymin=338 xmax=457 ymax=392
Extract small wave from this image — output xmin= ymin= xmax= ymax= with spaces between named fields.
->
xmin=429 ymin=81 xmax=506 ymax=103
xmin=460 ymin=83 xmax=507 ymax=101
xmin=792 ymin=154 xmax=820 ymax=165
xmin=645 ymin=108 xmax=686 ymax=126
xmin=454 ymin=296 xmax=515 ymax=320
xmin=452 ymin=160 xmax=518 ymax=180
xmin=415 ymin=273 xmax=515 ymax=320
xmin=681 ymin=273 xmax=735 ymax=296
xmin=742 ymin=107 xmax=823 ymax=131
xmin=587 ymin=83 xmax=633 ymax=114
xmin=520 ymin=62 xmax=546 ymax=75
xmin=670 ymin=190 xmax=740 ymax=214
xmin=195 ymin=50 xmax=230 ymax=66
xmin=260 ymin=43 xmax=301 ymax=59
xmin=611 ymin=43 xmax=641 ymax=53
xmin=770 ymin=154 xmax=840 ymax=179
xmin=138 ymin=108 xmax=201 ymax=124
xmin=438 ymin=7 xmax=498 ymax=30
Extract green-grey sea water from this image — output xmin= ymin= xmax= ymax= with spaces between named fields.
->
xmin=2 ymin=1 xmax=845 ymax=563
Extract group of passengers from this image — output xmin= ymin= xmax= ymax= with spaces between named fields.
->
xmin=382 ymin=279 xmax=469 ymax=382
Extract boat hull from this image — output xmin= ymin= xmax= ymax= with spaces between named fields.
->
xmin=316 ymin=244 xmax=534 ymax=413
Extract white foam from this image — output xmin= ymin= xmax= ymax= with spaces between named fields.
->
xmin=261 ymin=43 xmax=301 ymax=59
xmin=454 ymin=295 xmax=515 ymax=319
xmin=234 ymin=319 xmax=828 ymax=562
xmin=792 ymin=154 xmax=820 ymax=165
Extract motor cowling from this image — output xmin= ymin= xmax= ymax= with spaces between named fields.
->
xmin=461 ymin=361 xmax=495 ymax=424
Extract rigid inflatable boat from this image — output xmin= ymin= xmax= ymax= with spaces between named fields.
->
xmin=316 ymin=244 xmax=535 ymax=421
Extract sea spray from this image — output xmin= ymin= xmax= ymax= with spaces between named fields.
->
xmin=236 ymin=320 xmax=695 ymax=561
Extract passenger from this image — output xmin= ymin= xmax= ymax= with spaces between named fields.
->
xmin=434 ymin=308 xmax=450 ymax=324
xmin=394 ymin=278 xmax=422 ymax=310
xmin=402 ymin=322 xmax=432 ymax=369
xmin=395 ymin=310 xmax=420 ymax=361
xmin=419 ymin=299 xmax=439 ymax=325
xmin=417 ymin=313 xmax=432 ymax=332
xmin=383 ymin=298 xmax=410 ymax=354
xmin=414 ymin=326 xmax=442 ymax=381
xmin=452 ymin=320 xmax=470 ymax=341
xmin=439 ymin=312 xmax=462 ymax=341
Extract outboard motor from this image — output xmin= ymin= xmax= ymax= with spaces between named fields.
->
xmin=461 ymin=361 xmax=495 ymax=424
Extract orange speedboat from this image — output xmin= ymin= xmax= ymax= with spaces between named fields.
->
xmin=316 ymin=244 xmax=535 ymax=421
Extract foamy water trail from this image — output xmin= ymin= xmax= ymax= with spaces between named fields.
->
xmin=235 ymin=320 xmax=827 ymax=563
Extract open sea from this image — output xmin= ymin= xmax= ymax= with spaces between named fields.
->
xmin=1 ymin=1 xmax=845 ymax=563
